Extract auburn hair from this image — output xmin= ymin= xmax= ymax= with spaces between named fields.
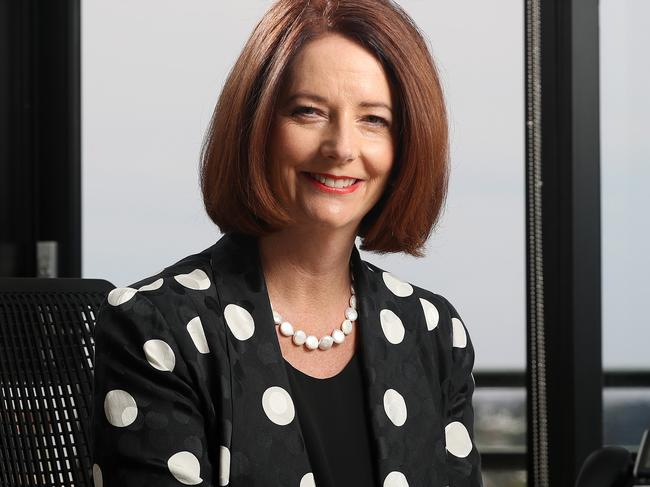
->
xmin=200 ymin=0 xmax=449 ymax=257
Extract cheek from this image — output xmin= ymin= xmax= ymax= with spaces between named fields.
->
xmin=271 ymin=123 xmax=316 ymax=169
xmin=365 ymin=141 xmax=395 ymax=181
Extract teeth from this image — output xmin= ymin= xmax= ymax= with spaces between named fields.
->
xmin=310 ymin=173 xmax=357 ymax=188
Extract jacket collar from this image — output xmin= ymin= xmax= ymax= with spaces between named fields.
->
xmin=210 ymin=231 xmax=444 ymax=486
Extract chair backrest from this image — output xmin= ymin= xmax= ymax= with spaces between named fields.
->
xmin=0 ymin=278 xmax=114 ymax=487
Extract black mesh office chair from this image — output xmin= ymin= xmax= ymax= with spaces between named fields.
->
xmin=0 ymin=278 xmax=114 ymax=487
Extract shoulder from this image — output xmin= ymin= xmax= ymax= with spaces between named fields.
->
xmin=363 ymin=258 xmax=471 ymax=348
xmin=99 ymin=245 xmax=219 ymax=356
xmin=96 ymin=244 xmax=222 ymax=372
xmin=125 ymin=245 xmax=213 ymax=293
xmin=106 ymin=245 xmax=215 ymax=308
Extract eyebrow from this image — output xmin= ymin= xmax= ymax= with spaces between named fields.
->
xmin=286 ymin=91 xmax=393 ymax=114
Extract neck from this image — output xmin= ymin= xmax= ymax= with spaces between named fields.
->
xmin=257 ymin=225 xmax=357 ymax=316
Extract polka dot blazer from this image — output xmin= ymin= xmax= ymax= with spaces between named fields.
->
xmin=91 ymin=231 xmax=483 ymax=486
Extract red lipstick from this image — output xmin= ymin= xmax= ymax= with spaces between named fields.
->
xmin=302 ymin=172 xmax=362 ymax=194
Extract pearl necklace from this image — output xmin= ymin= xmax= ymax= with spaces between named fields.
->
xmin=271 ymin=270 xmax=357 ymax=351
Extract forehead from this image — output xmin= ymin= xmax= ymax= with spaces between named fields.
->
xmin=282 ymin=34 xmax=392 ymax=101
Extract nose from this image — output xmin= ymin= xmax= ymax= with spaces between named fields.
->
xmin=320 ymin=116 xmax=359 ymax=164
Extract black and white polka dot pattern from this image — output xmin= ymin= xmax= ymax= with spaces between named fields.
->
xmin=91 ymin=232 xmax=482 ymax=486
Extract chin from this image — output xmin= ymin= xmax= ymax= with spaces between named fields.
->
xmin=306 ymin=215 xmax=359 ymax=231
xmin=295 ymin=204 xmax=362 ymax=230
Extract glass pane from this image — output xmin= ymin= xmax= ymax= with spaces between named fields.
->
xmin=367 ymin=0 xmax=526 ymax=371
xmin=82 ymin=0 xmax=527 ymax=478
xmin=82 ymin=2 xmax=258 ymax=283
xmin=600 ymin=0 xmax=650 ymax=370
xmin=483 ymin=471 xmax=526 ymax=487
xmin=83 ymin=1 xmax=527 ymax=372
xmin=374 ymin=3 xmax=527 ymax=475
xmin=600 ymin=0 xmax=649 ymax=457
xmin=603 ymin=388 xmax=650 ymax=449
xmin=474 ymin=388 xmax=526 ymax=451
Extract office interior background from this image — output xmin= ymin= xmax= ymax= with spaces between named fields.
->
xmin=1 ymin=0 xmax=648 ymax=486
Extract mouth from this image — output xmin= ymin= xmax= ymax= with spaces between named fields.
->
xmin=302 ymin=172 xmax=363 ymax=194
xmin=303 ymin=172 xmax=361 ymax=189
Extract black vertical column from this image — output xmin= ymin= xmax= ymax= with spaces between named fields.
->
xmin=526 ymin=0 xmax=602 ymax=485
xmin=0 ymin=0 xmax=36 ymax=277
xmin=0 ymin=0 xmax=81 ymax=277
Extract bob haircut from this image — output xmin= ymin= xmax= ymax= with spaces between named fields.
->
xmin=200 ymin=0 xmax=449 ymax=257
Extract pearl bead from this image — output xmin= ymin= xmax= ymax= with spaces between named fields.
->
xmin=279 ymin=321 xmax=294 ymax=336
xmin=349 ymin=295 xmax=357 ymax=308
xmin=332 ymin=329 xmax=345 ymax=344
xmin=305 ymin=335 xmax=319 ymax=350
xmin=318 ymin=336 xmax=334 ymax=350
xmin=273 ymin=310 xmax=283 ymax=325
xmin=341 ymin=319 xmax=353 ymax=335
xmin=345 ymin=307 xmax=358 ymax=321
xmin=350 ymin=284 xmax=355 ymax=295
xmin=293 ymin=330 xmax=307 ymax=345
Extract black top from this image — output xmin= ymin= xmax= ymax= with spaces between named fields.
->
xmin=284 ymin=352 xmax=378 ymax=487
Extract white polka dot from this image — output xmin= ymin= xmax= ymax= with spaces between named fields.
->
xmin=382 ymin=272 xmax=413 ymax=297
xmin=300 ymin=472 xmax=316 ymax=487
xmin=383 ymin=389 xmax=407 ymax=426
xmin=445 ymin=421 xmax=473 ymax=458
xmin=383 ymin=470 xmax=409 ymax=487
xmin=138 ymin=278 xmax=163 ymax=292
xmin=380 ymin=309 xmax=405 ymax=344
xmin=143 ymin=339 xmax=176 ymax=371
xmin=104 ymin=389 xmax=138 ymax=427
xmin=107 ymin=287 xmax=137 ymax=306
xmin=218 ymin=445 xmax=230 ymax=486
xmin=419 ymin=298 xmax=439 ymax=331
xmin=452 ymin=317 xmax=467 ymax=348
xmin=224 ymin=304 xmax=255 ymax=341
xmin=186 ymin=317 xmax=210 ymax=354
xmin=167 ymin=451 xmax=203 ymax=485
xmin=261 ymin=386 xmax=295 ymax=426
xmin=92 ymin=464 xmax=103 ymax=487
xmin=174 ymin=269 xmax=211 ymax=290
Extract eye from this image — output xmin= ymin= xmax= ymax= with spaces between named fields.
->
xmin=291 ymin=105 xmax=319 ymax=117
xmin=365 ymin=115 xmax=389 ymax=127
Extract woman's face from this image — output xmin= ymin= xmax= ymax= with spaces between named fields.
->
xmin=268 ymin=33 xmax=396 ymax=234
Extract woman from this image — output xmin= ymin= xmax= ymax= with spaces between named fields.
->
xmin=91 ymin=0 xmax=482 ymax=486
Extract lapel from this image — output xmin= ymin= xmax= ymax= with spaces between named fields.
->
xmin=210 ymin=231 xmax=446 ymax=486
